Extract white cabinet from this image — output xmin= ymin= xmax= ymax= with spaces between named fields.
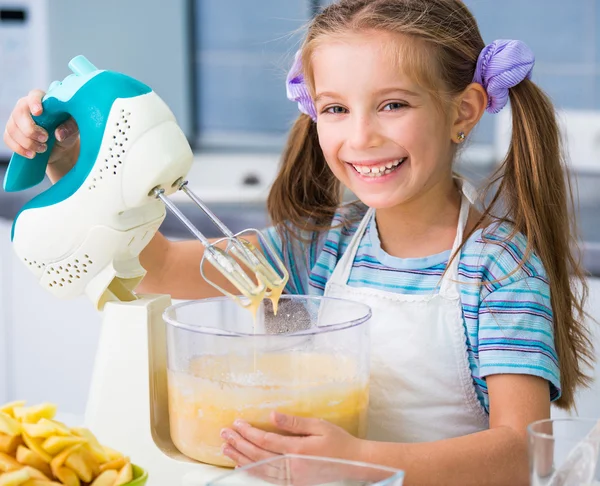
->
xmin=0 ymin=218 xmax=101 ymax=417
xmin=0 ymin=220 xmax=10 ymax=404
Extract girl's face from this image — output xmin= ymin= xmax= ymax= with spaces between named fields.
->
xmin=313 ymin=32 xmax=455 ymax=209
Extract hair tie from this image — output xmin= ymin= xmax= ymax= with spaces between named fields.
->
xmin=473 ymin=39 xmax=535 ymax=114
xmin=286 ymin=50 xmax=317 ymax=121
xmin=286 ymin=41 xmax=535 ymax=119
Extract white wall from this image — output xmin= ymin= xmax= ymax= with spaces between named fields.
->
xmin=553 ymin=278 xmax=600 ymax=419
xmin=0 ymin=218 xmax=101 ymax=416
xmin=0 ymin=219 xmax=9 ymax=404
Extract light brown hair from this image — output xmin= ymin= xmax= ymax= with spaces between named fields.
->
xmin=267 ymin=0 xmax=594 ymax=409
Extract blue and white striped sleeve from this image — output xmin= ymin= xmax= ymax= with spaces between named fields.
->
xmin=260 ymin=225 xmax=321 ymax=295
xmin=477 ymin=274 xmax=561 ymax=402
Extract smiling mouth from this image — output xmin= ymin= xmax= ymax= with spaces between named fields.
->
xmin=349 ymin=158 xmax=407 ymax=177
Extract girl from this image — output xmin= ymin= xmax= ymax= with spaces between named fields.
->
xmin=4 ymin=1 xmax=594 ymax=484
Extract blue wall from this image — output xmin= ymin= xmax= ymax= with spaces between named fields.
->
xmin=194 ymin=0 xmax=595 ymax=147
xmin=195 ymin=0 xmax=310 ymax=146
xmin=466 ymin=0 xmax=597 ymax=144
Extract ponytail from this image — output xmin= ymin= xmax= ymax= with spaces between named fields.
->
xmin=476 ymin=79 xmax=594 ymax=409
xmin=267 ymin=114 xmax=343 ymax=238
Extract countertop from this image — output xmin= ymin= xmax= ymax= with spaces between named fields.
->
xmin=1 ymin=156 xmax=599 ymax=275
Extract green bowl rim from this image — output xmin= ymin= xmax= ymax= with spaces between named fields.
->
xmin=125 ymin=464 xmax=148 ymax=485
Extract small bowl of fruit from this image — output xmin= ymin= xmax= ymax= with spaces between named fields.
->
xmin=0 ymin=401 xmax=147 ymax=486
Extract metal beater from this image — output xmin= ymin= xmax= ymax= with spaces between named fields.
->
xmin=152 ymin=178 xmax=288 ymax=308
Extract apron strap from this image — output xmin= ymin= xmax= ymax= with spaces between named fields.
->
xmin=439 ymin=189 xmax=471 ymax=298
xmin=328 ymin=207 xmax=374 ymax=286
xmin=328 ymin=179 xmax=476 ymax=294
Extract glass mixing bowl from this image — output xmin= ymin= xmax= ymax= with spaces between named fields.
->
xmin=203 ymin=454 xmax=404 ymax=485
xmin=163 ymin=295 xmax=372 ymax=467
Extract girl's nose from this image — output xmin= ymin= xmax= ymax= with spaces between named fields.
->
xmin=347 ymin=114 xmax=384 ymax=151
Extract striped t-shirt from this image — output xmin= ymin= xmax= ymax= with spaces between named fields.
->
xmin=263 ymin=203 xmax=561 ymax=413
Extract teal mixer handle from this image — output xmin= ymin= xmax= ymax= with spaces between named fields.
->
xmin=4 ymin=55 xmax=107 ymax=193
xmin=4 ymin=100 xmax=72 ymax=192
xmin=2 ymin=56 xmax=153 ymax=242
xmin=3 ymin=55 xmax=151 ymax=197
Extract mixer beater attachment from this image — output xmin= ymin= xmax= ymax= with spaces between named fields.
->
xmin=152 ymin=180 xmax=289 ymax=309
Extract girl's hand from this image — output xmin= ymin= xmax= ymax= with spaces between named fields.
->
xmin=3 ymin=89 xmax=80 ymax=183
xmin=221 ymin=411 xmax=364 ymax=466
xmin=221 ymin=412 xmax=367 ymax=485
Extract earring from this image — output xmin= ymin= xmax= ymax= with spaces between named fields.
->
xmin=457 ymin=131 xmax=466 ymax=143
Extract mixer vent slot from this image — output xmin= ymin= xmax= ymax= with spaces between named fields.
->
xmin=23 ymin=257 xmax=46 ymax=270
xmin=46 ymin=254 xmax=94 ymax=287
xmin=88 ymin=109 xmax=131 ymax=190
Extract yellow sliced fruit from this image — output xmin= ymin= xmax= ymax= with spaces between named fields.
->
xmin=20 ymin=435 xmax=51 ymax=464
xmin=22 ymin=420 xmax=70 ymax=440
xmin=65 ymin=451 xmax=92 ymax=483
xmin=20 ymin=426 xmax=52 ymax=440
xmin=0 ymin=402 xmax=26 ymax=419
xmin=49 ymin=443 xmax=82 ymax=478
xmin=101 ymin=446 xmax=123 ymax=461
xmin=0 ymin=452 xmax=22 ymax=472
xmin=12 ymin=405 xmax=56 ymax=424
xmin=55 ymin=467 xmax=80 ymax=486
xmin=0 ymin=434 xmax=22 ymax=455
xmin=89 ymin=470 xmax=118 ymax=486
xmin=44 ymin=421 xmax=69 ymax=436
xmin=98 ymin=456 xmax=127 ymax=473
xmin=21 ymin=481 xmax=63 ymax=486
xmin=41 ymin=436 xmax=86 ymax=456
xmin=70 ymin=429 xmax=108 ymax=464
xmin=19 ymin=467 xmax=49 ymax=481
xmin=0 ymin=413 xmax=21 ymax=437
xmin=0 ymin=468 xmax=31 ymax=486
xmin=16 ymin=446 xmax=52 ymax=478
xmin=113 ymin=461 xmax=133 ymax=486
xmin=77 ymin=447 xmax=99 ymax=478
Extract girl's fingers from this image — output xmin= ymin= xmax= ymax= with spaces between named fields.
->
xmin=4 ymin=117 xmax=46 ymax=157
xmin=3 ymin=126 xmax=35 ymax=158
xmin=271 ymin=412 xmax=326 ymax=436
xmin=26 ymin=89 xmax=45 ymax=116
xmin=13 ymin=98 xmax=48 ymax=144
xmin=55 ymin=117 xmax=79 ymax=143
xmin=221 ymin=428 xmax=276 ymax=462
xmin=222 ymin=443 xmax=253 ymax=466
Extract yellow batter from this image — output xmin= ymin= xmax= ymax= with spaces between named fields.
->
xmin=168 ymin=353 xmax=369 ymax=467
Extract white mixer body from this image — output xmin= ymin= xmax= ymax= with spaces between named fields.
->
xmin=12 ymin=92 xmax=193 ymax=309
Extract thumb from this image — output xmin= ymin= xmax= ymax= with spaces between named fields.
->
xmin=271 ymin=412 xmax=324 ymax=436
xmin=55 ymin=117 xmax=79 ymax=144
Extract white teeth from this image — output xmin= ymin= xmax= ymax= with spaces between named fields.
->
xmin=351 ymin=158 xmax=406 ymax=177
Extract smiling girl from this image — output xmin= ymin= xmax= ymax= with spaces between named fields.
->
xmin=217 ymin=1 xmax=593 ymax=484
xmin=3 ymin=0 xmax=594 ymax=484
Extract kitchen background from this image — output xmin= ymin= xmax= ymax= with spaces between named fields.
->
xmin=0 ymin=0 xmax=598 ymax=422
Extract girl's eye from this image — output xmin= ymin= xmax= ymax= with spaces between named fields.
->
xmin=324 ymin=105 xmax=348 ymax=114
xmin=382 ymin=102 xmax=407 ymax=111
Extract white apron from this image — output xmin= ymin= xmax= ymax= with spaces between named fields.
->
xmin=324 ymin=188 xmax=489 ymax=442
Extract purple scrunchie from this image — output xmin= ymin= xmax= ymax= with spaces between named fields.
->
xmin=285 ymin=39 xmax=535 ymax=118
xmin=473 ymin=39 xmax=535 ymax=114
xmin=286 ymin=50 xmax=318 ymax=121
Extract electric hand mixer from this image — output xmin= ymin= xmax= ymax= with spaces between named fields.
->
xmin=3 ymin=55 xmax=287 ymax=310
xmin=2 ymin=55 xmax=292 ymax=484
